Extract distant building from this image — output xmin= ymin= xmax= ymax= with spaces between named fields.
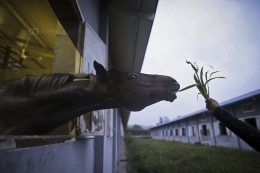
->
xmin=150 ymin=89 xmax=260 ymax=151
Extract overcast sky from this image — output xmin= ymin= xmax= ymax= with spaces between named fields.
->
xmin=128 ymin=0 xmax=260 ymax=126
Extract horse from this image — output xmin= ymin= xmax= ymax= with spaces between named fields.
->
xmin=0 ymin=61 xmax=180 ymax=135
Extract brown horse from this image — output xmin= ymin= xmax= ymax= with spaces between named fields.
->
xmin=0 ymin=61 xmax=180 ymax=135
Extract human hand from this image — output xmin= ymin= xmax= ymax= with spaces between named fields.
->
xmin=205 ymin=98 xmax=219 ymax=113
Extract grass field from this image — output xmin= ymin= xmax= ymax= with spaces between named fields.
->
xmin=125 ymin=137 xmax=260 ymax=173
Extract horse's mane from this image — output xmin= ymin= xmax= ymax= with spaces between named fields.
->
xmin=0 ymin=73 xmax=75 ymax=97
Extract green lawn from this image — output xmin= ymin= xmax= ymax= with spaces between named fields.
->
xmin=125 ymin=137 xmax=260 ymax=173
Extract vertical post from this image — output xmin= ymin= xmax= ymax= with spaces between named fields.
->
xmin=94 ymin=136 xmax=104 ymax=173
xmin=187 ymin=119 xmax=190 ymax=144
xmin=210 ymin=112 xmax=216 ymax=146
xmin=112 ymin=109 xmax=118 ymax=173
xmin=3 ymin=46 xmax=11 ymax=69
xmin=196 ymin=115 xmax=200 ymax=143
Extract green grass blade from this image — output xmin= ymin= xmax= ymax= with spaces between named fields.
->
xmin=179 ymin=84 xmax=197 ymax=92
xmin=200 ymin=66 xmax=204 ymax=84
xmin=207 ymin=83 xmax=210 ymax=97
xmin=209 ymin=71 xmax=220 ymax=79
xmin=194 ymin=74 xmax=207 ymax=97
xmin=205 ymin=70 xmax=210 ymax=96
xmin=181 ymin=61 xmax=225 ymax=99
xmin=200 ymin=67 xmax=208 ymax=96
xmin=197 ymin=85 xmax=208 ymax=99
xmin=186 ymin=60 xmax=199 ymax=73
xmin=205 ymin=77 xmax=225 ymax=85
xmin=205 ymin=70 xmax=208 ymax=81
xmin=204 ymin=64 xmax=214 ymax=69
xmin=194 ymin=73 xmax=200 ymax=84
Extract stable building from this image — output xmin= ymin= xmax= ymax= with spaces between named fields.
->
xmin=151 ymin=89 xmax=260 ymax=151
xmin=0 ymin=0 xmax=158 ymax=172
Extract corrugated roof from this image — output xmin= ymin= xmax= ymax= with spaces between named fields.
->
xmin=151 ymin=89 xmax=260 ymax=129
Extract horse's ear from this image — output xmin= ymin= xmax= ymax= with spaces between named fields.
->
xmin=94 ymin=61 xmax=109 ymax=77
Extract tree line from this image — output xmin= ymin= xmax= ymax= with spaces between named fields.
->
xmin=126 ymin=125 xmax=150 ymax=136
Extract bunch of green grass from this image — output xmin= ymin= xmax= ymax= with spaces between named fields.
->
xmin=179 ymin=60 xmax=225 ymax=99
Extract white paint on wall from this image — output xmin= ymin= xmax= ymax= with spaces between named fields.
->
xmin=188 ymin=125 xmax=196 ymax=137
xmin=256 ymin=116 xmax=260 ymax=129
xmin=78 ymin=23 xmax=107 ymax=137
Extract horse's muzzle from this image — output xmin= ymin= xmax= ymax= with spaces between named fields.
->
xmin=167 ymin=91 xmax=178 ymax=102
xmin=167 ymin=77 xmax=180 ymax=102
xmin=169 ymin=77 xmax=179 ymax=85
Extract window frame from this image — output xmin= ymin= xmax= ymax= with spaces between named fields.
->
xmin=219 ymin=123 xmax=228 ymax=136
xmin=242 ymin=103 xmax=255 ymax=113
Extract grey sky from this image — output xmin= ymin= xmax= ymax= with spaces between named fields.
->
xmin=129 ymin=0 xmax=260 ymax=126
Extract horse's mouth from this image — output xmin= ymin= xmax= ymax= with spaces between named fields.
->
xmin=168 ymin=90 xmax=177 ymax=94
xmin=167 ymin=90 xmax=178 ymax=102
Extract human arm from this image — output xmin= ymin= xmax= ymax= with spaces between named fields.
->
xmin=206 ymin=98 xmax=260 ymax=153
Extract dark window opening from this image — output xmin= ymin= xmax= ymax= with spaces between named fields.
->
xmin=192 ymin=126 xmax=195 ymax=136
xmin=202 ymin=125 xmax=208 ymax=136
xmin=175 ymin=129 xmax=178 ymax=136
xmin=219 ymin=123 xmax=227 ymax=135
xmin=182 ymin=128 xmax=186 ymax=136
xmin=245 ymin=118 xmax=257 ymax=129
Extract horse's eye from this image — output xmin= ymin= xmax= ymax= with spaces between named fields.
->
xmin=130 ymin=74 xmax=137 ymax=80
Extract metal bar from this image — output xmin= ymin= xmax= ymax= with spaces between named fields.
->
xmin=0 ymin=47 xmax=28 ymax=69
xmin=0 ymin=45 xmax=18 ymax=55
xmin=2 ymin=46 xmax=11 ymax=69
xmin=1 ymin=0 xmax=52 ymax=53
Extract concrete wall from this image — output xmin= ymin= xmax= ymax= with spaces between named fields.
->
xmin=0 ymin=1 xmax=125 ymax=173
xmin=93 ymin=109 xmax=124 ymax=173
xmin=0 ymin=139 xmax=95 ymax=173
xmin=0 ymin=108 xmax=124 ymax=173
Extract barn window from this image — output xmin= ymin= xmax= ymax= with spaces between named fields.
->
xmin=245 ymin=118 xmax=257 ymax=129
xmin=170 ymin=130 xmax=173 ymax=136
xmin=182 ymin=128 xmax=186 ymax=136
xmin=201 ymin=125 xmax=209 ymax=136
xmin=219 ymin=123 xmax=227 ymax=135
xmin=242 ymin=103 xmax=255 ymax=113
xmin=192 ymin=126 xmax=195 ymax=136
xmin=175 ymin=129 xmax=179 ymax=136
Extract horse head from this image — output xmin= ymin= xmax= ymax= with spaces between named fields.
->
xmin=0 ymin=61 xmax=180 ymax=135
xmin=93 ymin=61 xmax=180 ymax=111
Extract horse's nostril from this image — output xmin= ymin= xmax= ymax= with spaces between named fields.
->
xmin=169 ymin=77 xmax=177 ymax=84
